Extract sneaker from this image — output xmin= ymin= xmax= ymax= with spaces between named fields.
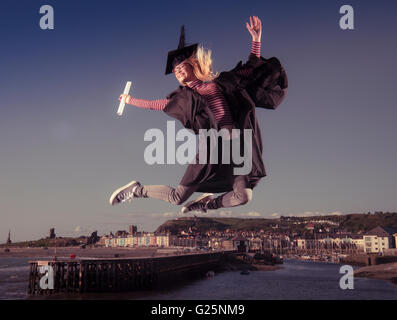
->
xmin=109 ymin=180 xmax=141 ymax=206
xmin=181 ymin=193 xmax=214 ymax=214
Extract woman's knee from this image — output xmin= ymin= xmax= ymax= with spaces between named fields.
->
xmin=168 ymin=192 xmax=185 ymax=205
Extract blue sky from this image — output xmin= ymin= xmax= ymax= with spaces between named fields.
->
xmin=1 ymin=0 xmax=397 ymax=241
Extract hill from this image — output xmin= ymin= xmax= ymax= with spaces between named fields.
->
xmin=155 ymin=212 xmax=397 ymax=235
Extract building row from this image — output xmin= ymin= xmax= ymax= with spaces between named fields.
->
xmin=99 ymin=226 xmax=397 ymax=254
xmin=103 ymin=234 xmax=170 ymax=248
xmin=206 ymin=226 xmax=397 ymax=254
xmin=286 ymin=226 xmax=397 ymax=253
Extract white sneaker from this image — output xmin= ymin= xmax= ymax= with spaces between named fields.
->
xmin=109 ymin=180 xmax=141 ymax=205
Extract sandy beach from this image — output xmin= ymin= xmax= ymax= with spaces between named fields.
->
xmin=354 ymin=262 xmax=397 ymax=285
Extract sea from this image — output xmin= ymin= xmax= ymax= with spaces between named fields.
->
xmin=0 ymin=257 xmax=396 ymax=300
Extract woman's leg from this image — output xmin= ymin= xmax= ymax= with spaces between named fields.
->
xmin=134 ymin=184 xmax=199 ymax=205
xmin=207 ymin=175 xmax=252 ymax=209
xmin=182 ymin=175 xmax=252 ymax=212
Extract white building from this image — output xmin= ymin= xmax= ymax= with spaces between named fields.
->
xmin=363 ymin=226 xmax=397 ymax=253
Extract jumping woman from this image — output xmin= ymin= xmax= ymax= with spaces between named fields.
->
xmin=109 ymin=16 xmax=288 ymax=213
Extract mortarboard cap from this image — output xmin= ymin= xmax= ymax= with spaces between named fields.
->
xmin=165 ymin=25 xmax=198 ymax=75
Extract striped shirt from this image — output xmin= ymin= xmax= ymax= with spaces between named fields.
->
xmin=128 ymin=40 xmax=261 ymax=127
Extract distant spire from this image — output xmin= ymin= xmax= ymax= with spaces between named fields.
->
xmin=6 ymin=230 xmax=11 ymax=245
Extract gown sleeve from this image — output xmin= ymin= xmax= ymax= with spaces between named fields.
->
xmin=216 ymin=49 xmax=288 ymax=110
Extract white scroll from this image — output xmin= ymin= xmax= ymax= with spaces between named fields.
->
xmin=117 ymin=81 xmax=132 ymax=116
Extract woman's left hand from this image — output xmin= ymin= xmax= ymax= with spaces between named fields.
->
xmin=246 ymin=16 xmax=262 ymax=42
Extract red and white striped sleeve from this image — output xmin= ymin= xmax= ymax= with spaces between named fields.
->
xmin=251 ymin=40 xmax=261 ymax=58
xmin=128 ymin=97 xmax=169 ymax=111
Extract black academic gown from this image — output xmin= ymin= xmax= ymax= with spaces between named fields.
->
xmin=163 ymin=53 xmax=288 ymax=193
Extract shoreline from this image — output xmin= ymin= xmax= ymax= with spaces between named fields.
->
xmin=0 ymin=246 xmax=168 ymax=259
xmin=354 ymin=262 xmax=397 ymax=285
xmin=1 ymin=247 xmax=284 ymax=271
xmin=252 ymin=263 xmax=284 ymax=271
xmin=223 ymin=262 xmax=283 ymax=272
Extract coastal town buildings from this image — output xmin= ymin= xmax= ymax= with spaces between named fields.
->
xmin=297 ymin=239 xmax=308 ymax=249
xmin=220 ymin=239 xmax=234 ymax=250
xmin=249 ymin=237 xmax=262 ymax=251
xmin=104 ymin=233 xmax=170 ymax=248
xmin=351 ymin=235 xmax=364 ymax=251
xmin=96 ymin=222 xmax=396 ymax=257
xmin=232 ymin=235 xmax=249 ymax=253
xmin=296 ymin=235 xmax=364 ymax=252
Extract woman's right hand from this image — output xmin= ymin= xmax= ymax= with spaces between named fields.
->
xmin=119 ymin=94 xmax=131 ymax=104
xmin=246 ymin=16 xmax=262 ymax=42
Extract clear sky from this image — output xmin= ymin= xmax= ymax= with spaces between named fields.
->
xmin=1 ymin=0 xmax=397 ymax=242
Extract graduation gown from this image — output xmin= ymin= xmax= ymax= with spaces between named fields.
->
xmin=163 ymin=53 xmax=288 ymax=193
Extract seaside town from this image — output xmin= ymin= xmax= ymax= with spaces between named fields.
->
xmin=4 ymin=212 xmax=397 ymax=264
xmin=97 ymin=223 xmax=397 ymax=262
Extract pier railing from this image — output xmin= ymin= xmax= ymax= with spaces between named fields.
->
xmin=28 ymin=251 xmax=230 ymax=295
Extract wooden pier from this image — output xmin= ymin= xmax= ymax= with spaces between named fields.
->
xmin=28 ymin=251 xmax=229 ymax=295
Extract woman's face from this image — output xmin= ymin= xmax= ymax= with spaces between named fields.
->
xmin=173 ymin=62 xmax=196 ymax=85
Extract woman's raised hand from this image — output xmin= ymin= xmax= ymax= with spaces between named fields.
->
xmin=246 ymin=16 xmax=262 ymax=42
xmin=119 ymin=94 xmax=131 ymax=104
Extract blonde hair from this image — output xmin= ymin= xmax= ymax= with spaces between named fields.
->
xmin=185 ymin=45 xmax=219 ymax=83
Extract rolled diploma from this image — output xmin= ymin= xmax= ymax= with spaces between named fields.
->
xmin=117 ymin=81 xmax=132 ymax=116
